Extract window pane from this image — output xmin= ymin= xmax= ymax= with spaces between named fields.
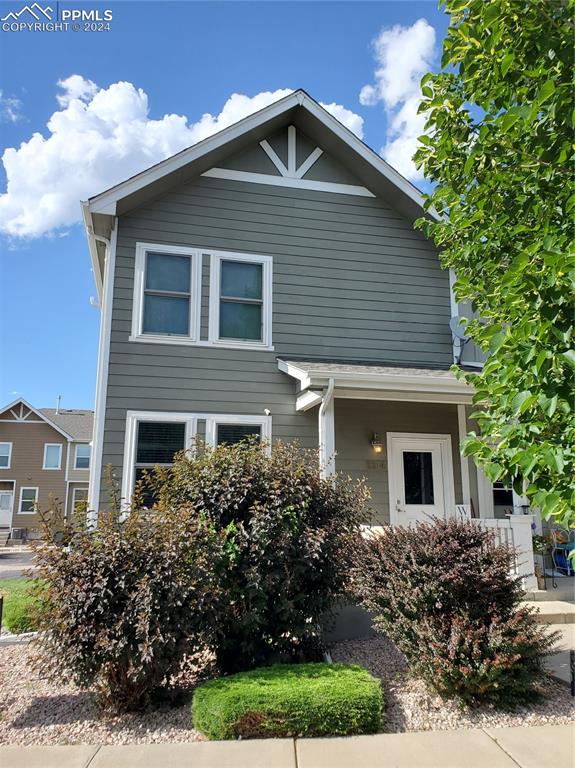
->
xmin=403 ymin=451 xmax=434 ymax=505
xmin=219 ymin=301 xmax=262 ymax=341
xmin=136 ymin=422 xmax=186 ymax=464
xmin=44 ymin=445 xmax=61 ymax=468
xmin=221 ymin=261 xmax=262 ymax=300
xmin=21 ymin=489 xmax=37 ymax=511
xmin=0 ymin=444 xmax=9 ymax=467
xmin=75 ymin=445 xmax=91 ymax=469
xmin=134 ymin=467 xmax=158 ymax=508
xmin=73 ymin=489 xmax=88 ymax=510
xmin=143 ymin=294 xmax=189 ymax=335
xmin=216 ymin=424 xmax=261 ymax=445
xmin=146 ymin=253 xmax=190 ymax=292
xmin=493 ymin=482 xmax=513 ymax=506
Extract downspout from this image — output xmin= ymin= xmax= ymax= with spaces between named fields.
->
xmin=318 ymin=377 xmax=335 ymax=478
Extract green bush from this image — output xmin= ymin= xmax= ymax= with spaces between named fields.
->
xmin=0 ymin=579 xmax=42 ymax=633
xmin=192 ymin=663 xmax=383 ymax=739
xmin=32 ymin=505 xmax=224 ymax=713
xmin=353 ymin=519 xmax=558 ymax=708
xmin=146 ymin=440 xmax=369 ymax=674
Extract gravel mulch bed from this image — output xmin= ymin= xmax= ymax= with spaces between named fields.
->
xmin=1 ymin=635 xmax=573 ymax=745
xmin=0 ymin=645 xmax=206 ymax=746
xmin=332 ymin=635 xmax=575 ymax=733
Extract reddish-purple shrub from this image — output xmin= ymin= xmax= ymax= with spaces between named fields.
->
xmin=353 ymin=519 xmax=557 ymax=707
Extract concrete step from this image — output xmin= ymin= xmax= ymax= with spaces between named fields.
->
xmin=525 ymin=583 xmax=575 ymax=602
xmin=523 ymin=600 xmax=575 ymax=624
xmin=543 ymin=623 xmax=574 ymax=686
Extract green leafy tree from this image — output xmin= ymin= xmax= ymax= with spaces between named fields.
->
xmin=415 ymin=0 xmax=574 ymax=525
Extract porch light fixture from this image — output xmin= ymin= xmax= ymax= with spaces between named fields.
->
xmin=370 ymin=433 xmax=383 ymax=454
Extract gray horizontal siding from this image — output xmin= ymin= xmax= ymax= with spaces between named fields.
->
xmin=99 ymin=174 xmax=452 ymax=508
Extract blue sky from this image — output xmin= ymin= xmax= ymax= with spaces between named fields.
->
xmin=0 ymin=1 xmax=449 ymax=409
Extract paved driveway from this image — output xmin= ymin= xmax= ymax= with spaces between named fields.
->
xmin=0 ymin=547 xmax=37 ymax=579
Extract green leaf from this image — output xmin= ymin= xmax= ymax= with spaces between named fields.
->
xmin=500 ymin=53 xmax=514 ymax=77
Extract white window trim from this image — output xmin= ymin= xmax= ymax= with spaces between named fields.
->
xmin=74 ymin=443 xmax=91 ymax=470
xmin=130 ymin=242 xmax=202 ymax=344
xmin=19 ymin=486 xmax=38 ymax=514
xmin=0 ymin=442 xmax=12 ymax=469
xmin=121 ymin=411 xmax=272 ymax=507
xmin=208 ymin=250 xmax=273 ymax=350
xmin=121 ymin=411 xmax=198 ymax=509
xmin=43 ymin=443 xmax=63 ymax=470
xmin=205 ymin=414 xmax=272 ymax=451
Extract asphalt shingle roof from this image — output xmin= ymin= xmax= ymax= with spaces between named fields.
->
xmin=40 ymin=409 xmax=94 ymax=441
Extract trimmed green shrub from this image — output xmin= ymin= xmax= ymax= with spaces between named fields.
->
xmin=192 ymin=663 xmax=383 ymax=739
xmin=146 ymin=440 xmax=369 ymax=674
xmin=32 ymin=505 xmax=224 ymax=713
xmin=353 ymin=519 xmax=558 ymax=708
xmin=0 ymin=579 xmax=42 ymax=633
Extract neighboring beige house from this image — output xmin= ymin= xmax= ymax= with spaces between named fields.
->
xmin=0 ymin=399 xmax=94 ymax=540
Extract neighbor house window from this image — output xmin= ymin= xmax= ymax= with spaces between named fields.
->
xmin=19 ymin=487 xmax=38 ymax=513
xmin=0 ymin=443 xmax=12 ymax=469
xmin=72 ymin=487 xmax=89 ymax=512
xmin=131 ymin=243 xmax=201 ymax=343
xmin=43 ymin=443 xmax=62 ymax=470
xmin=209 ymin=252 xmax=272 ymax=348
xmin=75 ymin=444 xmax=91 ymax=470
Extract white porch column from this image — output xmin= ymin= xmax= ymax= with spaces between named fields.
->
xmin=318 ymin=378 xmax=335 ymax=478
xmin=457 ymin=404 xmax=471 ymax=506
xmin=477 ymin=465 xmax=495 ymax=518
xmin=507 ymin=514 xmax=537 ymax=591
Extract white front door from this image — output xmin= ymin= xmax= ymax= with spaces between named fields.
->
xmin=0 ymin=491 xmax=13 ymax=528
xmin=388 ymin=433 xmax=455 ymax=527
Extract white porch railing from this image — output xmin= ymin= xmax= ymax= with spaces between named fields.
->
xmin=363 ymin=510 xmax=537 ymax=592
xmin=455 ymin=506 xmax=536 ymax=590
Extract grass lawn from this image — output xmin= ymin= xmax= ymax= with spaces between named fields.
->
xmin=0 ymin=578 xmax=41 ymax=633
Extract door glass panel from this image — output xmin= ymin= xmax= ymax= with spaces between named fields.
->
xmin=403 ymin=451 xmax=434 ymax=504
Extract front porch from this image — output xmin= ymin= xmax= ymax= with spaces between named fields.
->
xmin=279 ymin=358 xmax=538 ymax=590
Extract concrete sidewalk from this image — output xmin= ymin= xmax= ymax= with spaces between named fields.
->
xmin=1 ymin=725 xmax=573 ymax=768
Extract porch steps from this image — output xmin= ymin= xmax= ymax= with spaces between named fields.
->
xmin=523 ymin=599 xmax=575 ymax=624
xmin=524 ymin=585 xmax=574 ymax=602
xmin=0 ymin=529 xmax=9 ymax=548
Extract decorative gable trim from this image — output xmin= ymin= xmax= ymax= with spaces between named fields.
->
xmin=0 ymin=398 xmax=73 ymax=440
xmin=203 ymin=124 xmax=374 ymax=196
xmin=201 ymin=167 xmax=375 ymax=197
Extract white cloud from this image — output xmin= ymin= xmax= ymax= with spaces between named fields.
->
xmin=0 ymin=90 xmax=24 ymax=123
xmin=360 ymin=19 xmax=436 ymax=180
xmin=0 ymin=79 xmax=364 ymax=238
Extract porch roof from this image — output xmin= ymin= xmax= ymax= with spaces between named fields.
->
xmin=277 ymin=358 xmax=474 ymax=405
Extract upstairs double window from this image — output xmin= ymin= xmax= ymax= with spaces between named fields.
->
xmin=131 ymin=244 xmax=272 ymax=350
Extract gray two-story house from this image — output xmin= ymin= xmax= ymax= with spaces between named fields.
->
xmin=83 ymin=90 xmax=534 ymax=566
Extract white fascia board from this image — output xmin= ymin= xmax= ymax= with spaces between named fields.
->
xmin=82 ymin=202 xmax=104 ymax=300
xmin=296 ymin=390 xmax=323 ymax=412
xmin=87 ymin=91 xmax=303 ymax=215
xmin=277 ymin=359 xmax=311 ymax=390
xmin=308 ymin=372 xmax=472 ymax=396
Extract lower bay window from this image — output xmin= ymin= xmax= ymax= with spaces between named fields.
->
xmin=122 ymin=411 xmax=271 ymax=507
